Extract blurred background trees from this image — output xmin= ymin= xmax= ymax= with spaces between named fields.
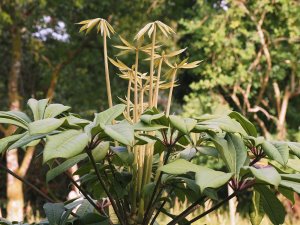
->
xmin=0 ymin=0 xmax=299 ymax=222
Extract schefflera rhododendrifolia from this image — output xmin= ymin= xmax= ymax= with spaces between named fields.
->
xmin=0 ymin=18 xmax=300 ymax=225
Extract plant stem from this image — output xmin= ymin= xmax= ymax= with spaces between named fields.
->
xmin=154 ymin=57 xmax=163 ymax=108
xmin=149 ymin=25 xmax=157 ymax=108
xmin=87 ymin=151 xmax=124 ymax=225
xmin=134 ymin=49 xmax=139 ymax=122
xmin=185 ymin=192 xmax=237 ymax=225
xmin=142 ymin=147 xmax=171 ymax=225
xmin=107 ymin=157 xmax=129 ymax=225
xmin=0 ymin=162 xmax=53 ymax=203
xmin=127 ymin=79 xmax=132 ymax=119
xmin=166 ymin=69 xmax=177 ymax=116
xmin=64 ymin=170 xmax=103 ymax=215
xmin=167 ymin=196 xmax=206 ymax=225
xmin=103 ymin=30 xmax=113 ymax=108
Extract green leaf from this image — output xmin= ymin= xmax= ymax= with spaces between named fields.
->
xmin=140 ymin=108 xmax=169 ymax=126
xmin=110 ymin=146 xmax=134 ymax=164
xmin=255 ymin=186 xmax=286 ymax=225
xmin=95 ymin=104 xmax=125 ymax=127
xmin=179 ymin=147 xmax=197 ymax=160
xmin=43 ymin=202 xmax=65 ymax=225
xmin=278 ymin=187 xmax=295 ymax=204
xmin=91 ymin=141 xmax=109 ymax=162
xmin=76 ymin=200 xmax=94 ymax=217
xmin=159 ymin=159 xmax=200 ymax=174
xmin=280 ymin=180 xmax=300 ymax=194
xmin=133 ymin=121 xmax=167 ymax=131
xmin=43 ymin=130 xmax=89 ymax=163
xmin=0 ymin=111 xmax=29 ymax=129
xmin=197 ymin=146 xmax=219 ymax=157
xmin=103 ymin=121 xmax=134 ymax=146
xmin=169 ymin=115 xmax=197 ymax=134
xmin=46 ymin=153 xmax=87 ymax=182
xmin=271 ymin=141 xmax=289 ymax=165
xmin=198 ymin=116 xmax=247 ymax=136
xmin=0 ymin=133 xmax=26 ymax=153
xmin=28 ymin=98 xmax=49 ymax=120
xmin=211 ymin=133 xmax=247 ymax=177
xmin=8 ymin=132 xmax=52 ymax=150
xmin=241 ymin=166 xmax=281 ymax=187
xmin=229 ymin=111 xmax=257 ymax=137
xmin=261 ymin=141 xmax=286 ymax=166
xmin=286 ymin=159 xmax=300 ymax=172
xmin=44 ymin=104 xmax=71 ymax=118
xmin=249 ymin=191 xmax=264 ymax=225
xmin=287 ymin=142 xmax=300 ymax=158
xmin=141 ymin=112 xmax=165 ymax=124
xmin=28 ymin=118 xmax=64 ymax=135
xmin=195 ymin=169 xmax=232 ymax=192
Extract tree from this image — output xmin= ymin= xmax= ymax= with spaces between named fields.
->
xmin=178 ymin=0 xmax=300 ymax=140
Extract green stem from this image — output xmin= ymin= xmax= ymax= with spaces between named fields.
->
xmin=103 ymin=31 xmax=113 ymax=108
xmin=154 ymin=57 xmax=163 ymax=108
xmin=127 ymin=79 xmax=132 ymax=119
xmin=149 ymin=25 xmax=157 ymax=108
xmin=166 ymin=69 xmax=177 ymax=116
xmin=142 ymin=147 xmax=171 ymax=225
xmin=134 ymin=49 xmax=139 ymax=122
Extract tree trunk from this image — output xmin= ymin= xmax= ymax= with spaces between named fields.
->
xmin=277 ymin=90 xmax=290 ymax=141
xmin=6 ymin=26 xmax=24 ymax=221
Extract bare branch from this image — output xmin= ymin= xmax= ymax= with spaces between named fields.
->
xmin=248 ymin=105 xmax=277 ymax=122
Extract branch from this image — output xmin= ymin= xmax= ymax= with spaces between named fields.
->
xmin=167 ymin=196 xmax=206 ymax=225
xmin=0 ymin=162 xmax=53 ymax=202
xmin=46 ymin=40 xmax=89 ymax=101
xmin=186 ymin=192 xmax=237 ymax=224
xmin=248 ymin=105 xmax=277 ymax=122
xmin=87 ymin=151 xmax=124 ymax=225
xmin=253 ymin=114 xmax=271 ymax=139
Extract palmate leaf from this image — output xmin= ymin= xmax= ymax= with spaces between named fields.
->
xmin=27 ymin=98 xmax=49 ymax=121
xmin=195 ymin=169 xmax=232 ymax=193
xmin=210 ymin=133 xmax=247 ymax=178
xmin=241 ymin=166 xmax=281 ymax=187
xmin=229 ymin=111 xmax=257 ymax=137
xmin=169 ymin=115 xmax=197 ymax=134
xmin=197 ymin=116 xmax=248 ymax=136
xmin=78 ymin=18 xmax=115 ymax=38
xmin=43 ymin=130 xmax=89 ymax=163
xmin=261 ymin=141 xmax=288 ymax=166
xmin=159 ymin=159 xmax=232 ymax=192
